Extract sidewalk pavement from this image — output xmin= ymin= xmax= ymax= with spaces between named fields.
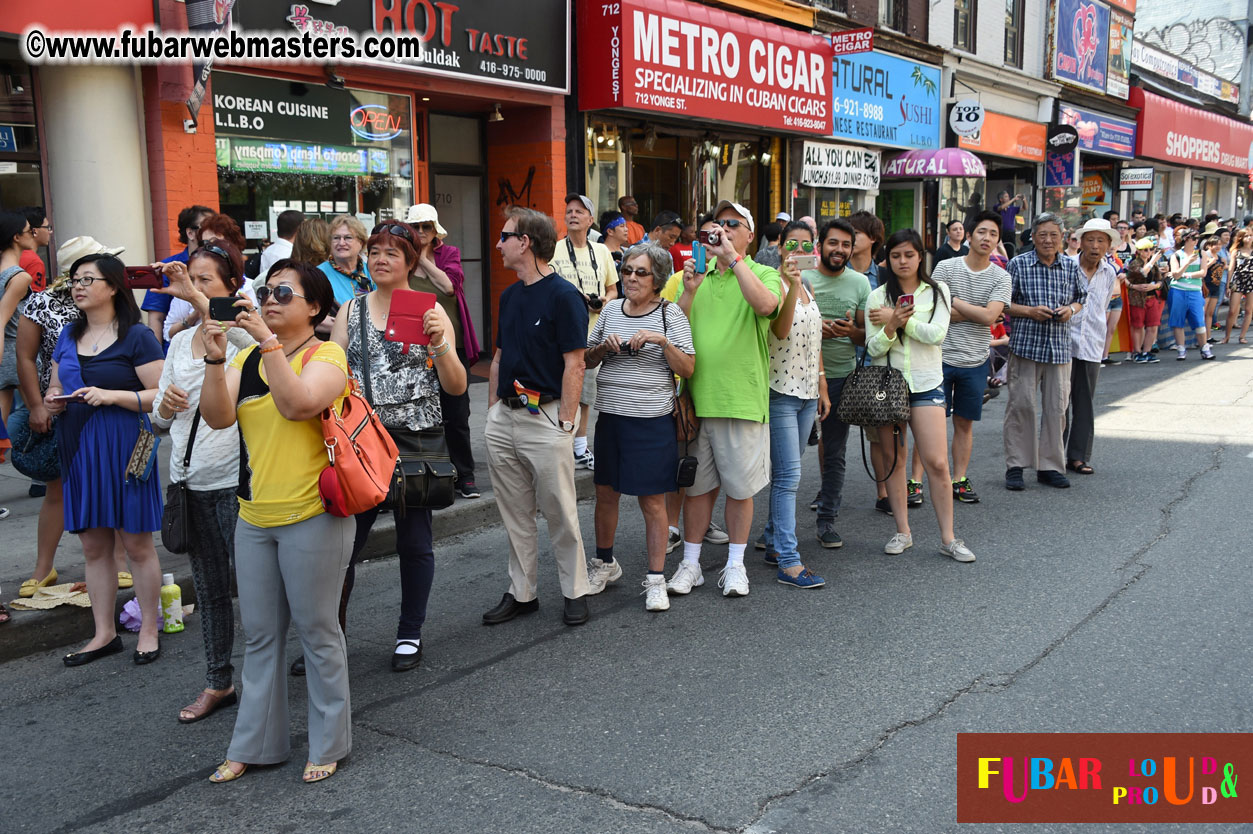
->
xmin=0 ymin=380 xmax=595 ymax=662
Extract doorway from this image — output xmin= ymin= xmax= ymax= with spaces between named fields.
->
xmin=429 ymin=114 xmax=489 ymax=353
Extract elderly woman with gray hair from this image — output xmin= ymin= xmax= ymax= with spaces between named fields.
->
xmin=584 ymin=243 xmax=695 ymax=612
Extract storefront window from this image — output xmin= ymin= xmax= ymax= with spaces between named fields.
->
xmin=585 ymin=121 xmax=627 ymax=219
xmin=938 ymin=177 xmax=985 ymax=228
xmin=214 ymin=73 xmax=414 ymax=244
xmin=1190 ymin=174 xmax=1220 ymax=217
xmin=0 ymin=57 xmax=43 ymax=211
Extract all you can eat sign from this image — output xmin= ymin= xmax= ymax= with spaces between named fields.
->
xmin=576 ymin=0 xmax=832 ymax=135
xmin=801 ymin=141 xmax=880 ymax=190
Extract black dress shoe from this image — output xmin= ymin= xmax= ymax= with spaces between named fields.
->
xmin=562 ymin=596 xmax=590 ymax=626
xmin=391 ymin=640 xmax=423 ymax=672
xmin=291 ymin=656 xmax=306 ymax=676
xmin=1005 ymin=467 xmax=1025 ymax=491
xmin=1037 ymin=470 xmax=1071 ymax=488
xmin=133 ymin=647 xmax=161 ymax=665
xmin=482 ymin=593 xmax=539 ymax=625
xmin=64 ymin=635 xmax=124 ymax=667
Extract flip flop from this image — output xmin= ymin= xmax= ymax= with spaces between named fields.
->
xmin=209 ymin=760 xmax=248 ymax=783
xmin=303 ymin=761 xmax=338 ymax=783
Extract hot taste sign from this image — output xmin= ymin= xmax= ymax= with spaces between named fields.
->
xmin=576 ymin=0 xmax=832 ymax=135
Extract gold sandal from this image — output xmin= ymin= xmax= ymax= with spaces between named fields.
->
xmin=117 ymin=571 xmax=133 ymax=589
xmin=209 ymin=760 xmax=248 ymax=783
xmin=19 ymin=568 xmax=57 ymax=598
xmin=302 ymin=761 xmax=338 ymax=783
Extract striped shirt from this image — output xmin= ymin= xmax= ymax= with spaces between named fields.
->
xmin=588 ymin=299 xmax=694 ymax=418
xmin=1007 ymin=250 xmax=1088 ymax=364
xmin=933 ymin=256 xmax=1012 ymax=368
xmin=1067 ymin=255 xmax=1119 ymax=363
xmin=1169 ymin=250 xmax=1205 ymax=292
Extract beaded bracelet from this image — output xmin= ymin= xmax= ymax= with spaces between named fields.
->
xmin=429 ymin=340 xmax=452 ymax=357
xmin=260 ymin=343 xmax=284 ymax=354
xmin=259 ymin=334 xmax=279 ymax=349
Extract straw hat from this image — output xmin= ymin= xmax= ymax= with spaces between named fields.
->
xmin=402 ymin=204 xmax=448 ymax=237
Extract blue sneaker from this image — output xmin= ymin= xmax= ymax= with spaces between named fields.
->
xmin=777 ymin=568 xmax=825 ymax=589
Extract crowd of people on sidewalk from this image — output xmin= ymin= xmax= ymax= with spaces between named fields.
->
xmin=0 ymin=192 xmax=1244 ymax=786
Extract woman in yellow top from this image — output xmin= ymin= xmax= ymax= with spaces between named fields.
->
xmin=198 ymin=259 xmax=352 ymax=785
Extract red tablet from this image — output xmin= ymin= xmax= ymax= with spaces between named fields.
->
xmin=384 ymin=289 xmax=437 ymax=352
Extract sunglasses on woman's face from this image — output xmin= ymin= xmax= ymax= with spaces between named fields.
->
xmin=783 ymin=239 xmax=814 ymax=252
xmin=621 ymin=266 xmax=652 ymax=278
xmin=256 ymin=284 xmax=307 ymax=305
xmin=371 ymin=223 xmax=414 ymax=242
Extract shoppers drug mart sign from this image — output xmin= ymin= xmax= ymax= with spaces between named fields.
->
xmin=576 ymin=0 xmax=832 ymax=135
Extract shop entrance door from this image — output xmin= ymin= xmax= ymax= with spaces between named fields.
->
xmin=878 ymin=188 xmax=915 ymax=238
xmin=431 ymin=172 xmax=486 ymax=353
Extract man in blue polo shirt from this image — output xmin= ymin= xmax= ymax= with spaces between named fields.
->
xmin=142 ymin=204 xmax=213 ymax=350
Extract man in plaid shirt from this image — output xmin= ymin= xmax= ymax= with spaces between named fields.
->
xmin=1003 ymin=213 xmax=1088 ymax=490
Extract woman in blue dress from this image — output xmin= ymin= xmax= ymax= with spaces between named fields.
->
xmin=45 ymin=254 xmax=165 ymax=667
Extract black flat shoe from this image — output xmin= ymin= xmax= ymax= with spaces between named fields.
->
xmin=1037 ymin=470 xmax=1071 ymax=488
xmin=133 ymin=647 xmax=161 ymax=665
xmin=291 ymin=656 xmax=306 ymax=676
xmin=562 ymin=596 xmax=590 ymax=626
xmin=391 ymin=640 xmax=423 ymax=672
xmin=64 ymin=635 xmax=124 ymax=667
xmin=482 ymin=593 xmax=538 ymax=625
xmin=1005 ymin=467 xmax=1025 ymax=491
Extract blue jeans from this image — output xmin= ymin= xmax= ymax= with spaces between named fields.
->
xmin=763 ymin=391 xmax=818 ymax=570
xmin=817 ymin=375 xmax=851 ymax=526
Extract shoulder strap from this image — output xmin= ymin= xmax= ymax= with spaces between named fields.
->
xmin=183 ymin=410 xmax=202 ymax=467
xmin=661 ymin=299 xmax=668 ymax=337
xmin=356 ymin=296 xmax=373 ymax=405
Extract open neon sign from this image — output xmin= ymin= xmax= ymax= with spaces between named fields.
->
xmin=350 ymin=104 xmax=405 ymax=141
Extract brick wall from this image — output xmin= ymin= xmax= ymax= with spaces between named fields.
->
xmin=845 ymin=0 xmax=927 ymax=40
xmin=484 ymin=103 xmax=566 ymax=347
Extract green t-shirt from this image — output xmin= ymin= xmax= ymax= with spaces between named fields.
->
xmin=679 ymin=256 xmax=782 ymax=422
xmin=806 ymin=266 xmax=871 ymax=380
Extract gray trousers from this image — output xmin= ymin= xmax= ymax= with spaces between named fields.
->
xmin=1065 ymin=359 xmax=1101 ymax=463
xmin=1003 ymin=354 xmax=1072 ymax=473
xmin=228 ymin=512 xmax=354 ymax=766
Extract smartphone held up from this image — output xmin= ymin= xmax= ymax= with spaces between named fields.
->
xmin=123 ymin=266 xmax=163 ymax=290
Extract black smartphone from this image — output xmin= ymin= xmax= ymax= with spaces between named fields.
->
xmin=209 ymin=296 xmax=243 ymax=322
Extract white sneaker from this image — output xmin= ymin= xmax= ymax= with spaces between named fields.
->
xmin=884 ymin=533 xmax=914 ymax=555
xmin=718 ymin=563 xmax=750 ymax=597
xmin=939 ymin=538 xmax=976 ymax=563
xmin=586 ymin=558 xmax=623 ymax=594
xmin=666 ymin=529 xmax=682 ymax=554
xmin=666 ymin=561 xmax=704 ymax=594
xmin=642 ymin=575 xmax=669 ymax=611
xmin=703 ymin=521 xmax=730 ymax=545
xmin=574 ymin=450 xmax=595 ymax=470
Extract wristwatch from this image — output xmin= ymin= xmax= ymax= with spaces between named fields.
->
xmin=560 ymin=420 xmax=575 ymax=433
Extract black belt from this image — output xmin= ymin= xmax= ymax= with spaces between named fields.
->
xmin=502 ymin=394 xmax=555 ymax=409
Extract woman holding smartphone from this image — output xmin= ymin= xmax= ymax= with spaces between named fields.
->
xmin=199 ymin=259 xmax=352 ymax=784
xmin=328 ymin=222 xmax=465 ymax=671
xmin=44 ymin=254 xmax=166 ymax=665
xmin=150 ymin=240 xmax=253 ymax=722
xmin=865 ymin=230 xmax=975 ymax=564
xmin=757 ymin=220 xmax=829 ymax=588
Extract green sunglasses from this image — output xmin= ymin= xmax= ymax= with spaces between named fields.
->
xmin=783 ymin=239 xmax=814 ymax=253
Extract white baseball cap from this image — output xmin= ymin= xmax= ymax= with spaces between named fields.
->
xmin=775 ymin=211 xmax=792 ymax=223
xmin=713 ymin=200 xmax=755 ymax=234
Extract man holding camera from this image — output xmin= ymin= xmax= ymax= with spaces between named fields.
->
xmin=550 ymin=193 xmax=619 ymax=469
xmin=1003 ymin=213 xmax=1088 ymax=491
xmin=670 ymin=201 xmax=782 ymax=599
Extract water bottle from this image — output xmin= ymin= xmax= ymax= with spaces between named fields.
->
xmin=160 ymin=573 xmax=185 ymax=634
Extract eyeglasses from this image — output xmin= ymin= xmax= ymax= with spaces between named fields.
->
xmin=256 ymin=284 xmax=307 ymax=305
xmin=371 ymin=223 xmax=414 ymax=242
xmin=715 ymin=218 xmax=745 ymax=229
xmin=331 ymin=235 xmax=358 ymax=243
xmin=37 ymin=223 xmax=52 ymax=232
xmin=68 ymin=276 xmax=98 ymax=287
xmin=499 ymin=231 xmax=527 ymax=243
xmin=621 ymin=267 xmax=652 ymax=278
xmin=782 ymin=239 xmax=814 ymax=252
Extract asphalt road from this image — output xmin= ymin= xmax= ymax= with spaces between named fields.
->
xmin=3 ymin=347 xmax=1251 ymax=834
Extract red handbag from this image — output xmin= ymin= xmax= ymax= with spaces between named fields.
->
xmin=300 ymin=348 xmax=399 ymax=517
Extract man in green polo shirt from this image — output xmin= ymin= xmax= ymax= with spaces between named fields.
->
xmin=669 ymin=200 xmax=782 ymax=599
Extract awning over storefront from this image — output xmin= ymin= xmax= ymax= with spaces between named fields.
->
xmin=883 ymin=148 xmax=986 ymax=179
xmin=1129 ymin=87 xmax=1253 ymax=175
xmin=957 ymin=111 xmax=1046 ymax=163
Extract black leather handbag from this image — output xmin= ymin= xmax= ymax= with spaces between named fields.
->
xmin=161 ymin=410 xmax=200 ymax=555
xmin=357 ymin=298 xmax=457 ymax=514
xmin=835 ymin=352 xmax=910 ymax=428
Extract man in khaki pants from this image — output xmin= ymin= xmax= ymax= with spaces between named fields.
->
xmin=482 ymin=207 xmax=593 ymax=626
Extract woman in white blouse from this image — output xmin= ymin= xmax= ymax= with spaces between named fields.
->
xmin=759 ymin=221 xmax=830 ymax=588
xmin=151 ymin=240 xmax=254 ymax=723
xmin=865 ymin=230 xmax=974 ymax=564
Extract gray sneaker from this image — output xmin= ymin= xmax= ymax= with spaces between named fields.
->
xmin=816 ymin=525 xmax=843 ymax=548
xmin=884 ymin=533 xmax=913 ymax=555
xmin=703 ymin=521 xmax=730 ymax=545
xmin=939 ymin=538 xmax=976 ymax=563
xmin=666 ymin=529 xmax=682 ymax=555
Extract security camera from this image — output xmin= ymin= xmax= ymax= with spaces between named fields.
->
xmin=183 ymin=119 xmax=197 ymax=134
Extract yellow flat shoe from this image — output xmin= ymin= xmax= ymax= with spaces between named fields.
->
xmin=302 ymin=761 xmax=338 ymax=783
xmin=19 ymin=568 xmax=57 ymax=598
xmin=117 ymin=571 xmax=133 ymax=589
xmin=209 ymin=760 xmax=247 ymax=783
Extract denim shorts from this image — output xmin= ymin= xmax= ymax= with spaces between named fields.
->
xmin=942 ymin=360 xmax=989 ymax=421
xmin=909 ymin=385 xmax=946 ymax=408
